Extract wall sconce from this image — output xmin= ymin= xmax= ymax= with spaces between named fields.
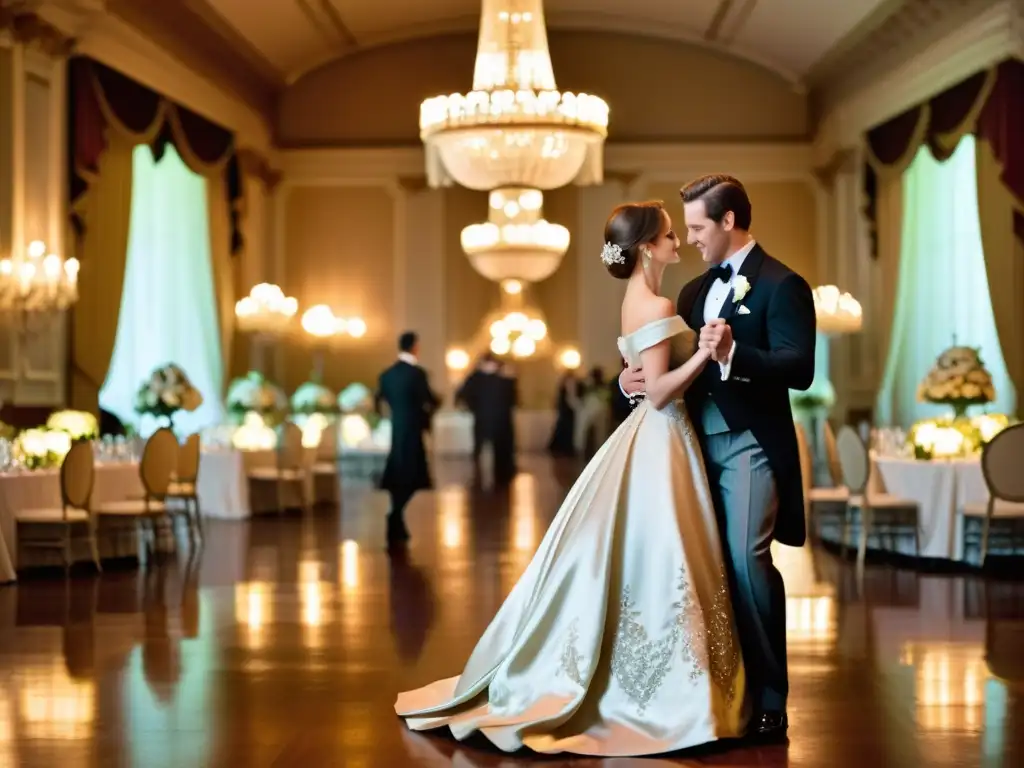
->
xmin=558 ymin=347 xmax=581 ymax=370
xmin=446 ymin=348 xmax=470 ymax=371
xmin=235 ymin=283 xmax=298 ymax=373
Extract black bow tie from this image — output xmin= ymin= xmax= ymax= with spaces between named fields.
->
xmin=709 ymin=263 xmax=733 ymax=284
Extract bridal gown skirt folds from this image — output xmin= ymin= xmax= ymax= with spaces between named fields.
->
xmin=395 ymin=388 xmax=748 ymax=755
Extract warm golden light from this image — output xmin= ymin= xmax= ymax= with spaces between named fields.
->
xmin=502 ymin=279 xmax=523 ymax=294
xmin=235 ymin=283 xmax=298 ymax=336
xmin=339 ymin=413 xmax=372 ymax=448
xmin=903 ymin=643 xmax=988 ymax=732
xmin=301 ymin=304 xmax=338 ymax=338
xmin=785 ymin=596 xmax=836 ymax=645
xmin=340 ymin=540 xmax=359 ymax=590
xmin=19 ymin=675 xmax=95 ymax=740
xmin=234 ymin=582 xmax=271 ymax=648
xmin=446 ymin=348 xmax=470 ymax=371
xmin=344 ymin=317 xmax=367 ymax=338
xmin=0 ymin=239 xmax=79 ymax=316
xmin=438 ymin=486 xmax=467 ymax=549
xmin=558 ymin=347 xmax=582 ymax=370
xmin=231 ymin=411 xmax=277 ymax=451
xmin=813 ymin=285 xmax=862 ymax=334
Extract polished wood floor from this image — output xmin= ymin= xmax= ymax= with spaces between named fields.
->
xmin=0 ymin=454 xmax=1021 ymax=767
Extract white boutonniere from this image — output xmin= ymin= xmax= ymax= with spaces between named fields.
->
xmin=732 ymin=275 xmax=751 ymax=303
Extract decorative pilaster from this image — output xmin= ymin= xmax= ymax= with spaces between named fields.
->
xmin=395 ymin=177 xmax=447 ymax=396
xmin=0 ymin=8 xmax=78 ymax=404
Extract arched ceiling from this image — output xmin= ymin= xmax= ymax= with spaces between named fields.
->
xmin=135 ymin=0 xmax=905 ymax=90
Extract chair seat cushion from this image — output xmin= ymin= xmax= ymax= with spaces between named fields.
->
xmin=963 ymin=500 xmax=1024 ymax=518
xmin=96 ymin=499 xmax=167 ymax=515
xmin=311 ymin=462 xmax=337 ymax=475
xmin=848 ymin=493 xmax=917 ymax=509
xmin=167 ymin=481 xmax=196 ymax=495
xmin=810 ymin=486 xmax=849 ymax=502
xmin=16 ymin=507 xmax=89 ymax=523
xmin=248 ymin=467 xmax=305 ymax=481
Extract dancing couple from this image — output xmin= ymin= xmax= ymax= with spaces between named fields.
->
xmin=395 ymin=175 xmax=816 ymax=756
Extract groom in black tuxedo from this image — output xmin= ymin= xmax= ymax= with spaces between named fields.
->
xmin=621 ymin=175 xmax=815 ymax=739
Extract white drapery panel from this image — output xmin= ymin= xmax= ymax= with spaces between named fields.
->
xmin=100 ymin=144 xmax=225 ymax=436
xmin=876 ymin=136 xmax=1016 ymax=427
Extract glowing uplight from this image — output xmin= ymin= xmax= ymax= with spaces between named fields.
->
xmin=446 ymin=348 xmax=470 ymax=371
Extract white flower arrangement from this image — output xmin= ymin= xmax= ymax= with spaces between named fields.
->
xmin=908 ymin=413 xmax=1015 ymax=460
xmin=14 ymin=428 xmax=72 ymax=470
xmin=46 ymin=410 xmax=99 ymax=441
xmin=916 ymin=345 xmax=996 ymax=418
xmin=134 ymin=363 xmax=203 ymax=422
xmin=338 ymin=382 xmax=374 ymax=414
xmin=291 ymin=381 xmax=339 ymax=416
xmin=226 ymin=371 xmax=288 ymax=426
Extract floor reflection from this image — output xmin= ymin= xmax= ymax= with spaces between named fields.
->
xmin=0 ymin=454 xmax=1018 ymax=766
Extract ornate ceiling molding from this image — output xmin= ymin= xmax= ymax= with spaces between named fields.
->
xmin=812 ymin=0 xmax=1018 ymax=155
xmin=0 ymin=7 xmax=77 ymax=56
xmin=286 ymin=12 xmax=802 ymax=88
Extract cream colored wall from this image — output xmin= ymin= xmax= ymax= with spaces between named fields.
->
xmin=274 ymin=144 xmax=819 ymax=408
xmin=278 ymin=31 xmax=808 ymax=146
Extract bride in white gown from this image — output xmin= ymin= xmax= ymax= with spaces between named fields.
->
xmin=395 ymin=201 xmax=747 ymax=756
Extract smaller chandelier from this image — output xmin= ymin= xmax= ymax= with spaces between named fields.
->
xmin=489 ymin=307 xmax=548 ymax=358
xmin=235 ymin=283 xmax=298 ymax=336
xmin=0 ymin=240 xmax=79 ymax=318
xmin=462 ymin=188 xmax=569 ymax=283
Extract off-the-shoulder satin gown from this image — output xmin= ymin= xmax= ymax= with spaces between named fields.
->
xmin=395 ymin=316 xmax=747 ymax=756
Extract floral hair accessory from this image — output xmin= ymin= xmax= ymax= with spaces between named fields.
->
xmin=601 ymin=242 xmax=625 ymax=265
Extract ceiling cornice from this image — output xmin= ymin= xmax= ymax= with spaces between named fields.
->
xmin=285 ymin=11 xmax=804 ymax=89
xmin=105 ymin=0 xmax=282 ymax=120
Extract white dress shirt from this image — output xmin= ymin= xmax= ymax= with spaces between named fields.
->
xmin=398 ymin=352 xmax=419 ymax=366
xmin=702 ymin=238 xmax=756 ymax=381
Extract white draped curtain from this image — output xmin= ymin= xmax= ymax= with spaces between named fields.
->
xmin=876 ymin=135 xmax=1017 ymax=426
xmin=100 ymin=144 xmax=226 ymax=436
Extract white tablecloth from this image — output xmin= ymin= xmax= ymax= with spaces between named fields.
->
xmin=198 ymin=448 xmax=335 ymax=519
xmin=869 ymin=457 xmax=987 ymax=561
xmin=0 ymin=462 xmax=148 ymax=580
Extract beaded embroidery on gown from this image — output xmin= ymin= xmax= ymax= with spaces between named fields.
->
xmin=395 ymin=316 xmax=747 ymax=756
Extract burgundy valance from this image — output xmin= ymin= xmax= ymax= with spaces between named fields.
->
xmin=68 ymin=56 xmax=243 ymax=254
xmin=863 ymin=58 xmax=1024 ymax=255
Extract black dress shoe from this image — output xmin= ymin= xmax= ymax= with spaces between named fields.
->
xmin=752 ymin=710 xmax=788 ymax=738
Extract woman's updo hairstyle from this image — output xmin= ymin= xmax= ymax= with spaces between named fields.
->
xmin=602 ymin=201 xmax=665 ymax=279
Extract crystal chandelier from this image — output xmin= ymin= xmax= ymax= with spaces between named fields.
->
xmin=0 ymin=240 xmax=79 ymax=319
xmin=476 ymin=281 xmax=549 ymax=359
xmin=420 ymin=0 xmax=609 ymax=190
xmin=234 ymin=283 xmax=298 ymax=337
xmin=462 ymin=188 xmax=569 ymax=282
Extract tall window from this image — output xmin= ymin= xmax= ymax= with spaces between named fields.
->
xmin=100 ymin=144 xmax=225 ymax=435
xmin=876 ymin=135 xmax=1016 ymax=426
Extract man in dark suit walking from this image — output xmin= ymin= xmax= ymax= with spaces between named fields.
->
xmin=377 ymin=331 xmax=440 ymax=547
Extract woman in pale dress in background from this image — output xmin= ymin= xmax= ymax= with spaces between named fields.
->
xmin=395 ymin=201 xmax=747 ymax=757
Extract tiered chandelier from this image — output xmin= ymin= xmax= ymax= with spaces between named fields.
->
xmin=419 ymin=0 xmax=609 ymax=191
xmin=0 ymin=240 xmax=79 ymax=321
xmin=461 ymin=188 xmax=569 ymax=282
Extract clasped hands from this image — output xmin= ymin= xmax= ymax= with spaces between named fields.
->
xmin=620 ymin=320 xmax=733 ymax=397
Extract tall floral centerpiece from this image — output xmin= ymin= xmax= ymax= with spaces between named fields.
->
xmin=917 ymin=345 xmax=996 ymax=419
xmin=134 ymin=363 xmax=203 ymax=427
xmin=226 ymin=371 xmax=288 ymax=426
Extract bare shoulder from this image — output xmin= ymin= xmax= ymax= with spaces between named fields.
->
xmin=622 ymin=293 xmax=676 ymax=336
